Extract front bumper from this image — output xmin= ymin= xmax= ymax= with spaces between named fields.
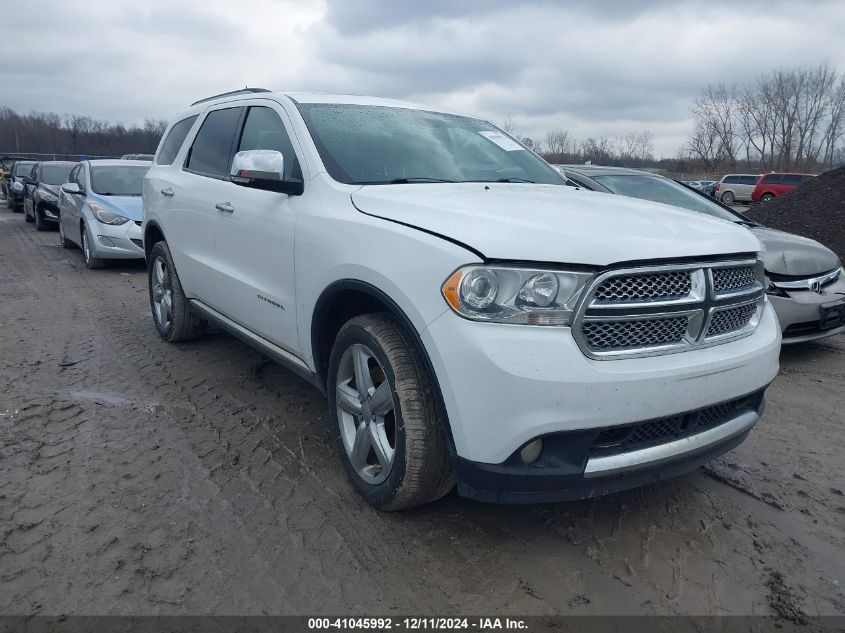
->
xmin=769 ymin=276 xmax=845 ymax=343
xmin=87 ymin=220 xmax=144 ymax=260
xmin=422 ymin=301 xmax=781 ymax=500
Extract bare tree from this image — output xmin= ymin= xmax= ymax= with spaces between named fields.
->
xmin=500 ymin=116 xmax=518 ymax=135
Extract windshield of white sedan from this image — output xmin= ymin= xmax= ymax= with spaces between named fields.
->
xmin=90 ymin=166 xmax=149 ymax=196
xmin=297 ymin=104 xmax=564 ymax=186
xmin=41 ymin=164 xmax=74 ymax=185
xmin=593 ymin=174 xmax=740 ymax=222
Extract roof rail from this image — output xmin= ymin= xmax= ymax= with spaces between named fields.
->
xmin=190 ymin=88 xmax=271 ymax=106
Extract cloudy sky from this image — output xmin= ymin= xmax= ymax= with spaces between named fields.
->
xmin=2 ymin=0 xmax=844 ymax=156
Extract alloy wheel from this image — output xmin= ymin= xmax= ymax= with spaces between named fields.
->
xmin=150 ymin=256 xmax=174 ymax=331
xmin=83 ymin=231 xmax=90 ymax=264
xmin=336 ymin=343 xmax=397 ymax=485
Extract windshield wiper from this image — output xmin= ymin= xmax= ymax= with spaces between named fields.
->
xmin=388 ymin=177 xmax=456 ymax=184
xmin=734 ymin=220 xmax=760 ymax=227
xmin=495 ymin=177 xmax=535 ymax=183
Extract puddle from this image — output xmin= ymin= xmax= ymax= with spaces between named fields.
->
xmin=69 ymin=391 xmax=133 ymax=406
xmin=147 ymin=401 xmax=196 ymax=420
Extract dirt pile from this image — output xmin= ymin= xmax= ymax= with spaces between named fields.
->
xmin=746 ymin=166 xmax=845 ymax=260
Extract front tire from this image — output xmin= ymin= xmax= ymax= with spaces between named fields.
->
xmin=24 ymin=201 xmax=34 ymax=222
xmin=720 ymin=191 xmax=735 ymax=205
xmin=147 ymin=241 xmax=206 ymax=342
xmin=81 ymin=226 xmax=105 ymax=269
xmin=328 ymin=313 xmax=454 ymax=511
xmin=761 ymin=193 xmax=774 ymax=203
xmin=34 ymin=206 xmax=48 ymax=231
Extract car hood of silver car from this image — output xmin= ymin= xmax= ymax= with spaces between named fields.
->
xmin=750 ymin=226 xmax=841 ymax=277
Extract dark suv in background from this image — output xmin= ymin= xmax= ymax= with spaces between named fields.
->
xmin=23 ymin=161 xmax=76 ymax=230
xmin=6 ymin=160 xmax=36 ymax=212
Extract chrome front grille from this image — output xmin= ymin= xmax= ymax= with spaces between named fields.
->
xmin=582 ymin=316 xmax=689 ymax=350
xmin=593 ymin=271 xmax=691 ymax=304
xmin=712 ymin=266 xmax=756 ymax=295
xmin=706 ymin=302 xmax=758 ymax=338
xmin=573 ymin=259 xmax=765 ymax=359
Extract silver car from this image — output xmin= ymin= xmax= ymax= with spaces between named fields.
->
xmin=559 ymin=165 xmax=845 ymax=344
xmin=57 ymin=160 xmax=151 ymax=269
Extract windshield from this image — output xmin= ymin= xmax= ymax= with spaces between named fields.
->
xmin=41 ymin=164 xmax=74 ymax=185
xmin=297 ymin=104 xmax=564 ymax=186
xmin=90 ymin=165 xmax=149 ymax=195
xmin=593 ymin=174 xmax=742 ymax=222
xmin=13 ymin=162 xmax=35 ymax=177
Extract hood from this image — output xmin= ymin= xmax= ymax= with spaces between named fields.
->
xmin=89 ymin=194 xmax=143 ymax=222
xmin=351 ymin=183 xmax=761 ymax=266
xmin=751 ymin=226 xmax=841 ymax=277
xmin=40 ymin=183 xmax=61 ymax=197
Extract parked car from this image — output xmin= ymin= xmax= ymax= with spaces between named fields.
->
xmin=121 ymin=153 xmax=155 ymax=161
xmin=702 ymin=180 xmax=719 ymax=197
xmin=751 ymin=172 xmax=815 ymax=203
xmin=22 ymin=161 xmax=75 ymax=230
xmin=560 ymin=165 xmax=845 ymax=343
xmin=6 ymin=160 xmax=36 ymax=212
xmin=713 ymin=174 xmax=760 ymax=204
xmin=58 ymin=160 xmax=151 ymax=268
xmin=143 ymin=89 xmax=780 ymax=510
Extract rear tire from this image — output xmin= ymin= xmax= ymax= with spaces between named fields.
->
xmin=720 ymin=191 xmax=735 ymax=205
xmin=328 ymin=313 xmax=455 ymax=511
xmin=59 ymin=216 xmax=73 ymax=249
xmin=148 ymin=240 xmax=206 ymax=342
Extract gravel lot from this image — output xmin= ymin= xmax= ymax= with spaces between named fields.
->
xmin=0 ymin=207 xmax=843 ymax=620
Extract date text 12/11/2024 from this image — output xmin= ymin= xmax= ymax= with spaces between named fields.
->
xmin=307 ymin=618 xmax=529 ymax=630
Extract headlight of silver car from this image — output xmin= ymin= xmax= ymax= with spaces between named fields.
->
xmin=441 ymin=265 xmax=594 ymax=325
xmin=90 ymin=203 xmax=130 ymax=225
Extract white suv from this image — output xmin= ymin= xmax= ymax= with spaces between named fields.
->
xmin=143 ymin=89 xmax=781 ymax=510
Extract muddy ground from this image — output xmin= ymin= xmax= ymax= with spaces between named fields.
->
xmin=0 ymin=207 xmax=843 ymax=619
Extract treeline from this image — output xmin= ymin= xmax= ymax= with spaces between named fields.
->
xmin=685 ymin=62 xmax=845 ymax=172
xmin=0 ymin=107 xmax=167 ymax=157
xmin=501 ymin=118 xmax=656 ymax=167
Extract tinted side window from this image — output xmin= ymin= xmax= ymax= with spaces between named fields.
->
xmin=741 ymin=176 xmax=759 ymax=185
xmin=782 ymin=174 xmax=803 ymax=185
xmin=77 ymin=165 xmax=88 ymax=190
xmin=157 ymin=115 xmax=199 ymax=166
xmin=723 ymin=176 xmax=738 ymax=184
xmin=800 ymin=175 xmax=814 ymax=184
xmin=185 ymin=108 xmax=242 ymax=177
xmin=762 ymin=174 xmax=783 ymax=184
xmin=236 ymin=106 xmax=302 ymax=180
xmin=68 ymin=165 xmax=79 ymax=186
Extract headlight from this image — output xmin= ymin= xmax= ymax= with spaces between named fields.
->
xmin=441 ymin=265 xmax=594 ymax=325
xmin=12 ymin=181 xmax=23 ymax=192
xmin=40 ymin=192 xmax=58 ymax=204
xmin=90 ymin=203 xmax=130 ymax=225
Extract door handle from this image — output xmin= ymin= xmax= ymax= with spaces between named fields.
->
xmin=160 ymin=187 xmax=174 ymax=197
xmin=215 ymin=202 xmax=234 ymax=213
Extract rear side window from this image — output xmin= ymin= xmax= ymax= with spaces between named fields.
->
xmin=762 ymin=174 xmax=783 ymax=184
xmin=236 ymin=106 xmax=301 ymax=180
xmin=782 ymin=174 xmax=805 ymax=185
xmin=741 ymin=175 xmax=759 ymax=185
xmin=185 ymin=108 xmax=242 ymax=178
xmin=157 ymin=115 xmax=198 ymax=166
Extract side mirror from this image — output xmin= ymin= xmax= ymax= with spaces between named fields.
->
xmin=230 ymin=150 xmax=303 ymax=195
xmin=61 ymin=182 xmax=82 ymax=195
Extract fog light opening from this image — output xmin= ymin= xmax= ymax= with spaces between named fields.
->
xmin=520 ymin=438 xmax=543 ymax=464
xmin=97 ymin=235 xmax=116 ymax=247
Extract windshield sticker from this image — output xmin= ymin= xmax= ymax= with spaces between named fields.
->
xmin=479 ymin=131 xmax=524 ymax=151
